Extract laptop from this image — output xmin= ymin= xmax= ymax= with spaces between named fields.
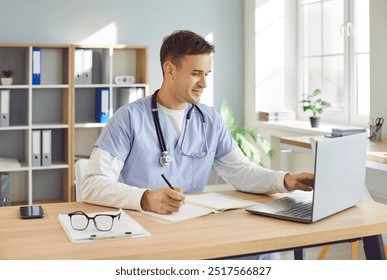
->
xmin=246 ymin=132 xmax=368 ymax=223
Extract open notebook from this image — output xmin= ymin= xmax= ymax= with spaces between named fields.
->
xmin=140 ymin=192 xmax=256 ymax=223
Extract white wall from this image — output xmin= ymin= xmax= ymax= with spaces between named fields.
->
xmin=370 ymin=0 xmax=387 ymax=138
xmin=0 ymin=0 xmax=245 ymax=120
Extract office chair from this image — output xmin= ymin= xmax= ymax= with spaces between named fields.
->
xmin=74 ymin=159 xmax=89 ymax=202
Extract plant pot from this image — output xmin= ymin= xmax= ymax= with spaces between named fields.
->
xmin=309 ymin=117 xmax=320 ymax=128
xmin=1 ymin=77 xmax=13 ymax=85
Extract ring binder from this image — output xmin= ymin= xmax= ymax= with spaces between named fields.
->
xmin=42 ymin=129 xmax=52 ymax=166
xmin=96 ymin=88 xmax=110 ymax=123
xmin=74 ymin=49 xmax=93 ymax=84
xmin=32 ymin=130 xmax=41 ymax=166
xmin=0 ymin=90 xmax=10 ymax=127
xmin=32 ymin=47 xmax=41 ymax=85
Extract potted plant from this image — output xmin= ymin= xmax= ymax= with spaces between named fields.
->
xmin=220 ymin=101 xmax=274 ymax=166
xmin=300 ymin=89 xmax=331 ymax=128
xmin=1 ymin=68 xmax=14 ymax=85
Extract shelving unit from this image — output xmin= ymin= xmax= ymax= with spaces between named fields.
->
xmin=73 ymin=45 xmax=149 ymax=159
xmin=0 ymin=44 xmax=148 ymax=205
xmin=0 ymin=44 xmax=72 ymax=205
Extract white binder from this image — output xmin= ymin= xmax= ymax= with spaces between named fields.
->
xmin=32 ymin=130 xmax=41 ymax=166
xmin=42 ymin=129 xmax=52 ymax=166
xmin=74 ymin=49 xmax=93 ymax=84
xmin=83 ymin=49 xmax=93 ymax=84
xmin=74 ymin=49 xmax=84 ymax=84
xmin=0 ymin=90 xmax=10 ymax=127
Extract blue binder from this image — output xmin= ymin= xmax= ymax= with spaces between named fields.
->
xmin=96 ymin=88 xmax=110 ymax=123
xmin=32 ymin=47 xmax=41 ymax=85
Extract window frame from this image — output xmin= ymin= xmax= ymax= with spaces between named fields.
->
xmin=298 ymin=0 xmax=369 ymax=125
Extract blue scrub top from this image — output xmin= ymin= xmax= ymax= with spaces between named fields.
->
xmin=95 ymin=95 xmax=236 ymax=193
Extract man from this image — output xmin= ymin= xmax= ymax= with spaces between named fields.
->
xmin=81 ymin=30 xmax=314 ymax=216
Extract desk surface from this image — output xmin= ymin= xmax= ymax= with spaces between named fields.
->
xmin=280 ymin=136 xmax=387 ymax=164
xmin=1 ymin=191 xmax=387 ymax=260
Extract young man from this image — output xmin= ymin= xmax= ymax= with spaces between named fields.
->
xmin=81 ymin=30 xmax=314 ymax=215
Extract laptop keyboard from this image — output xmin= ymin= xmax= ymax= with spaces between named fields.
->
xmin=275 ymin=201 xmax=312 ymax=218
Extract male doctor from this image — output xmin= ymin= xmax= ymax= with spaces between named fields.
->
xmin=81 ymin=30 xmax=314 ymax=216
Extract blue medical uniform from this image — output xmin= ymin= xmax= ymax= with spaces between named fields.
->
xmin=95 ymin=95 xmax=236 ymax=193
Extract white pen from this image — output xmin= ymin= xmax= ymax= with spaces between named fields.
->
xmin=90 ymin=231 xmax=132 ymax=240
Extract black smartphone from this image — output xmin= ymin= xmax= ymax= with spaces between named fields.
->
xmin=20 ymin=205 xmax=44 ymax=219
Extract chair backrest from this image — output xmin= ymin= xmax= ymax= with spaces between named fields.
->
xmin=74 ymin=159 xmax=89 ymax=202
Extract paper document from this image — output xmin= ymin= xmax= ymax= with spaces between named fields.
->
xmin=141 ymin=192 xmax=257 ymax=224
xmin=58 ymin=209 xmax=150 ymax=243
xmin=0 ymin=157 xmax=21 ymax=169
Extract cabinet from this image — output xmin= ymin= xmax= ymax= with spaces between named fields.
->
xmin=0 ymin=44 xmax=72 ymax=205
xmin=0 ymin=44 xmax=148 ymax=204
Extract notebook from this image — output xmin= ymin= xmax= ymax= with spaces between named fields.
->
xmin=245 ymin=132 xmax=368 ymax=223
xmin=140 ymin=192 xmax=256 ymax=223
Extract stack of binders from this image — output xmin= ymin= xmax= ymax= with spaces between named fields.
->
xmin=330 ymin=127 xmax=367 ymax=138
xmin=32 ymin=129 xmax=52 ymax=167
xmin=74 ymin=49 xmax=93 ymax=84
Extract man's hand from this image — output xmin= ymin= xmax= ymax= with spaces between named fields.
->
xmin=140 ymin=187 xmax=186 ymax=214
xmin=284 ymin=172 xmax=314 ymax=192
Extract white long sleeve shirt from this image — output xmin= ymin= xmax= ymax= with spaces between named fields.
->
xmin=81 ymin=98 xmax=290 ymax=210
xmin=81 ymin=146 xmax=290 ymax=210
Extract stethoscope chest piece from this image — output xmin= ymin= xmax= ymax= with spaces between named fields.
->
xmin=160 ymin=151 xmax=173 ymax=166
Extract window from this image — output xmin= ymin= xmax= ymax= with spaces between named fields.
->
xmin=299 ymin=0 xmax=369 ymax=124
xmin=247 ymin=0 xmax=370 ymax=126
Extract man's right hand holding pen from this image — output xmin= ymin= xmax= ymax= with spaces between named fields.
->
xmin=140 ymin=175 xmax=186 ymax=214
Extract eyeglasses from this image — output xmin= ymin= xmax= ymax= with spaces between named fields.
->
xmin=68 ymin=210 xmax=121 ymax=231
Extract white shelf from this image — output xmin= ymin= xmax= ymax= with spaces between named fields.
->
xmin=31 ymin=123 xmax=69 ymax=129
xmin=75 ymin=123 xmax=106 ymax=128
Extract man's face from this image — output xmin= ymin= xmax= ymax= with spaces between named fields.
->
xmin=170 ymin=54 xmax=212 ymax=107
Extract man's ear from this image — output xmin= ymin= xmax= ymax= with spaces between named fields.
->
xmin=163 ymin=61 xmax=175 ymax=80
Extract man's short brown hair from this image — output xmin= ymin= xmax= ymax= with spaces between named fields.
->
xmin=160 ymin=30 xmax=215 ymax=74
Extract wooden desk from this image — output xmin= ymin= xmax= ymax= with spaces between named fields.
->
xmin=280 ymin=136 xmax=387 ymax=170
xmin=0 ymin=191 xmax=386 ymax=260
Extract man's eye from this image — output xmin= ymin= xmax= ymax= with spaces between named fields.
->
xmin=192 ymin=72 xmax=200 ymax=77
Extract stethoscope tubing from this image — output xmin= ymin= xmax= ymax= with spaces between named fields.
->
xmin=151 ymin=90 xmax=207 ymax=165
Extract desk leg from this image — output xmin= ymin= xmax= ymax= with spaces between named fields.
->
xmin=363 ymin=235 xmax=386 ymax=260
xmin=294 ymin=249 xmax=304 ymax=260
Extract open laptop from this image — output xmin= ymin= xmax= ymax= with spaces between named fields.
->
xmin=246 ymin=132 xmax=368 ymax=223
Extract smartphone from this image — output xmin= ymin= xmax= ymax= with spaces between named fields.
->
xmin=20 ymin=205 xmax=44 ymax=219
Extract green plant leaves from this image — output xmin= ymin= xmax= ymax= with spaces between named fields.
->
xmin=220 ymin=101 xmax=274 ymax=166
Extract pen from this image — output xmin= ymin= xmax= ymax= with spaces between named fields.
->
xmin=90 ymin=231 xmax=132 ymax=240
xmin=161 ymin=173 xmax=174 ymax=190
xmin=161 ymin=174 xmax=185 ymax=204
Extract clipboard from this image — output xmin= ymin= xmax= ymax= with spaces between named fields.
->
xmin=58 ymin=209 xmax=151 ymax=243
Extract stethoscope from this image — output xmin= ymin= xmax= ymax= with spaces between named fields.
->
xmin=151 ymin=90 xmax=208 ymax=166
